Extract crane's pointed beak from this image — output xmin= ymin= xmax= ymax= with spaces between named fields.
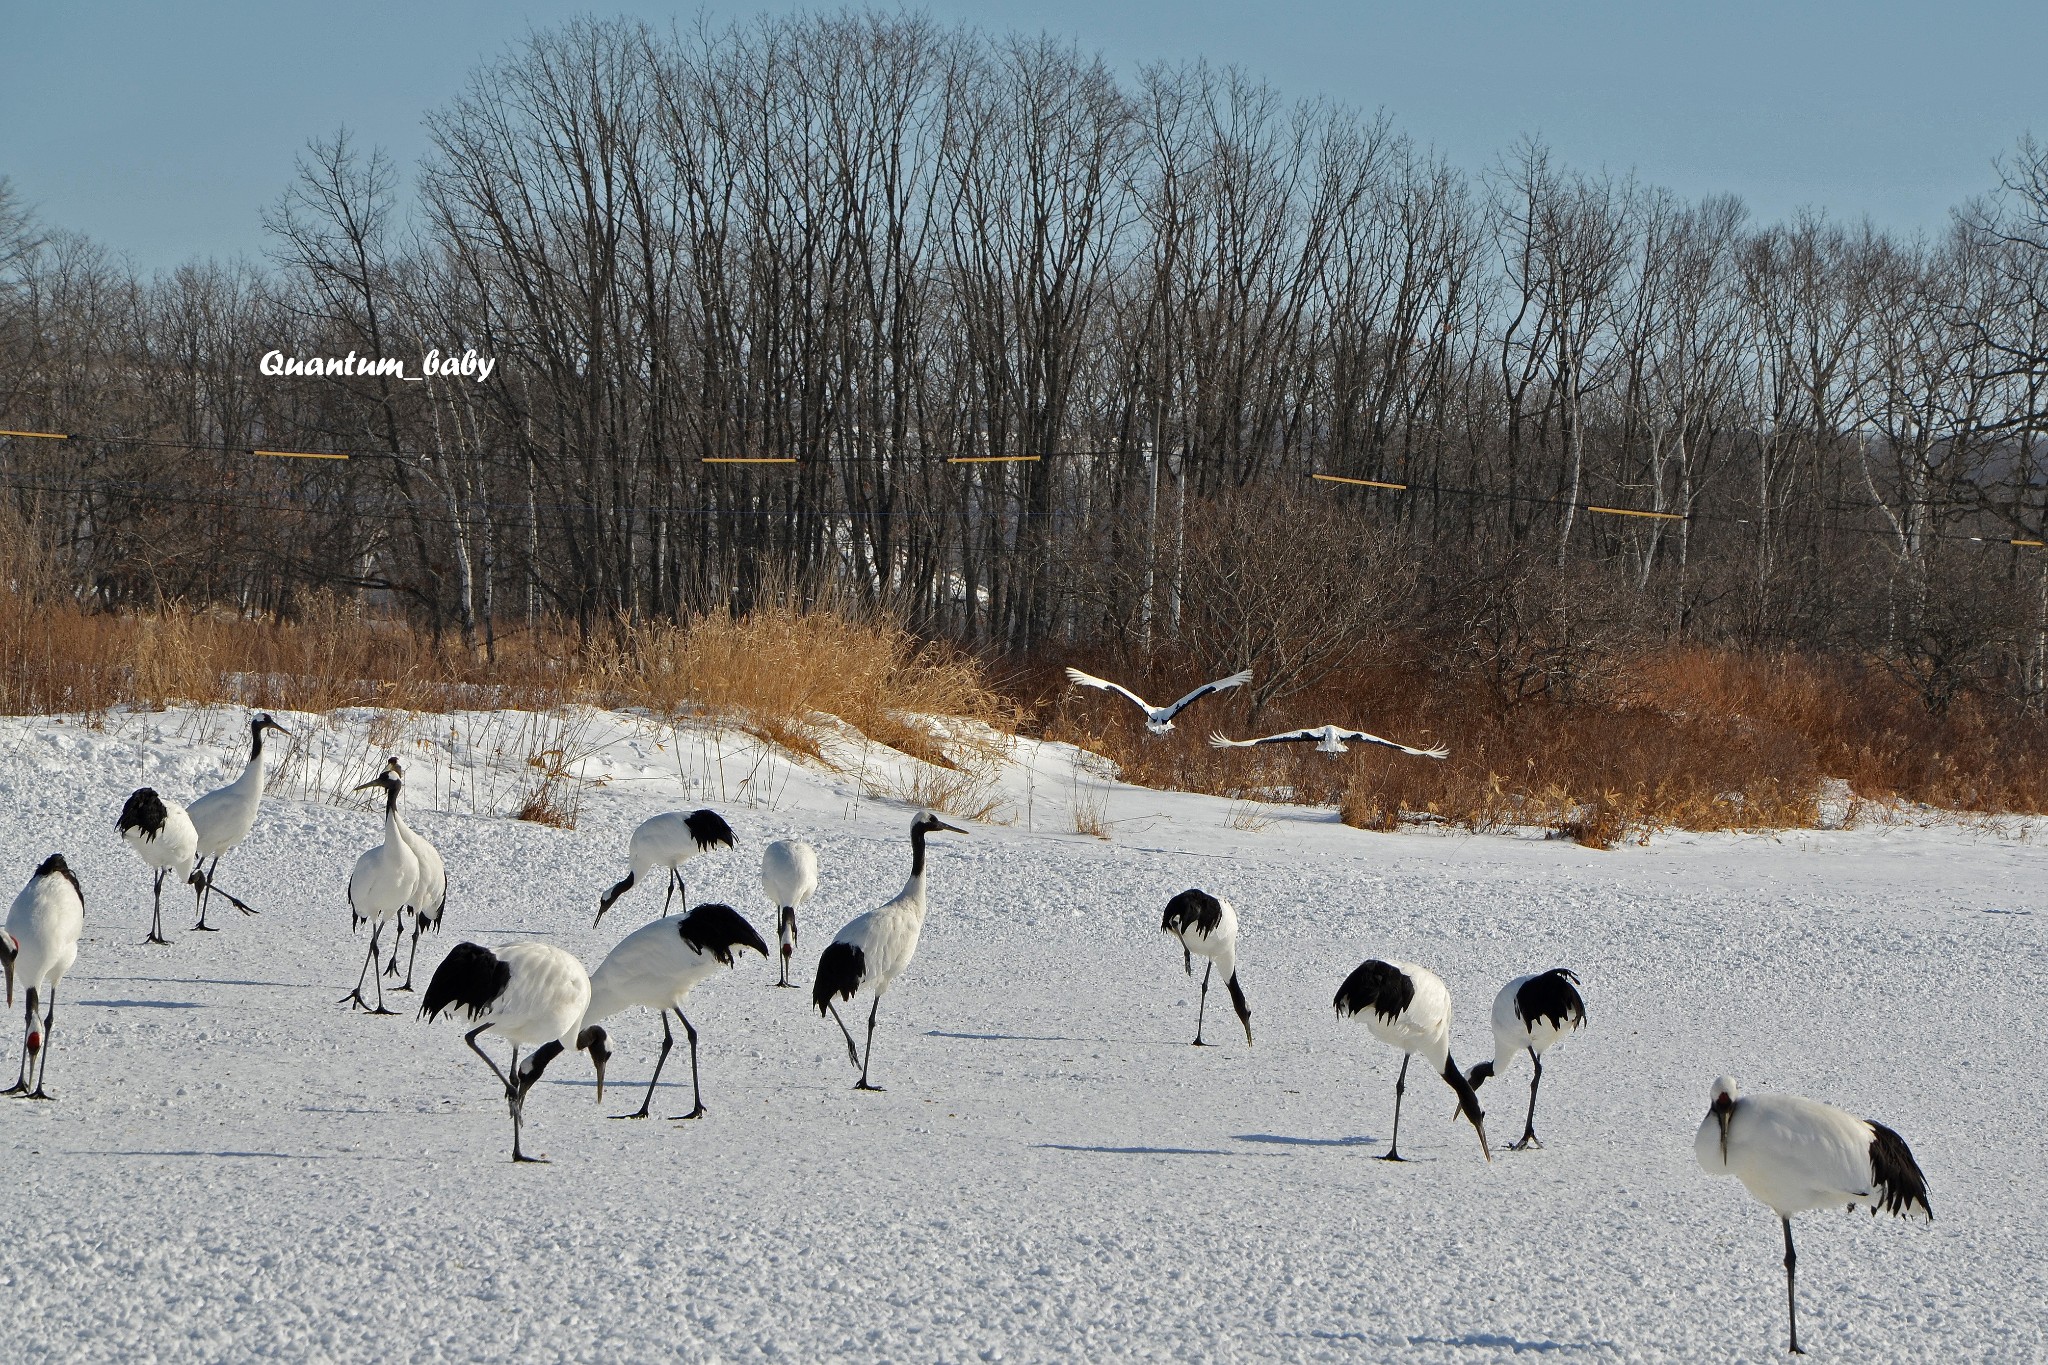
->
xmin=1717 ymin=1108 xmax=1730 ymax=1165
xmin=351 ymin=778 xmax=382 ymax=793
xmin=933 ymin=818 xmax=968 ymax=834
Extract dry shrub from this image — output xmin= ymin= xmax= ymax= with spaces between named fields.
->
xmin=1044 ymin=636 xmax=2046 ymax=840
xmin=0 ymin=589 xmax=1013 ymax=774
xmin=869 ymin=760 xmax=1009 ymax=824
xmin=590 ymin=606 xmax=1017 ymax=767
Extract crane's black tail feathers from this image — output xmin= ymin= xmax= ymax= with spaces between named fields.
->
xmin=1866 ymin=1121 xmax=1933 ymax=1220
xmin=679 ymin=902 xmax=770 ymax=965
xmin=686 ymin=809 xmax=737 ymax=851
xmin=1514 ymin=967 xmax=1588 ymax=1031
xmin=1161 ymin=889 xmax=1223 ymax=937
xmin=419 ymin=942 xmax=510 ymax=1023
xmin=117 ymin=788 xmax=170 ymax=838
xmin=1333 ymin=959 xmax=1414 ymax=1023
xmin=812 ymin=942 xmax=866 ymax=1014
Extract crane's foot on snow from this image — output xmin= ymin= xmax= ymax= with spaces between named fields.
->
xmin=669 ymin=1105 xmax=706 ymax=1121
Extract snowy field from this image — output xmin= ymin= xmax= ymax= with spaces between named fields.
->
xmin=0 ymin=706 xmax=2042 ymax=1362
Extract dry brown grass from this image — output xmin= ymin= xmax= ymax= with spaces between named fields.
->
xmin=0 ymin=524 xmax=1017 ymax=787
xmin=9 ymin=488 xmax=2047 ymax=842
xmin=1043 ymin=641 xmax=2048 ymax=842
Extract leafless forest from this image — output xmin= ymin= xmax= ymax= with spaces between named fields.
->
xmin=7 ymin=13 xmax=2048 ymax=826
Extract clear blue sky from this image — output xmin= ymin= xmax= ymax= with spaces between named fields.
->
xmin=6 ymin=1 xmax=2044 ymax=272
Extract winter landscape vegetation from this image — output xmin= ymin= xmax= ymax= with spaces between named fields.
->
xmin=3 ymin=6 xmax=2048 ymax=1361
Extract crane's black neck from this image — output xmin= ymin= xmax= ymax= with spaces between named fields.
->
xmin=248 ymin=720 xmax=269 ymax=764
xmin=909 ymin=823 xmax=929 ymax=879
xmin=382 ymin=779 xmax=400 ymax=815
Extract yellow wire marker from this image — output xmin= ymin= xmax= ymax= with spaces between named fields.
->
xmin=1312 ymin=473 xmax=1407 ymax=491
xmin=0 ymin=429 xmax=69 ymax=440
xmin=1586 ymin=504 xmax=1684 ymax=521
xmin=254 ymin=448 xmax=350 ymax=461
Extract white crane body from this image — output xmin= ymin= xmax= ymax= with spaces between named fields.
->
xmin=1467 ymin=968 xmax=1587 ymax=1149
xmin=1065 ymin=666 xmax=1252 ymax=735
xmin=812 ymin=812 xmax=964 ymax=1089
xmin=342 ymin=769 xmax=420 ymax=1015
xmin=583 ymin=902 xmax=768 ymax=1118
xmin=116 ymin=787 xmax=199 ymax=945
xmin=1 ymin=854 xmax=85 ymax=1099
xmin=421 ymin=940 xmax=609 ymax=1163
xmin=1160 ymin=889 xmax=1252 ymax=1046
xmin=1695 ymin=1077 xmax=1931 ymax=1354
xmin=760 ymin=838 xmax=818 ymax=988
xmin=1334 ymin=958 xmax=1489 ymax=1162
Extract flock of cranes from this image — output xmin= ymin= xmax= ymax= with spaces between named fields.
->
xmin=0 ymin=677 xmax=1941 ymax=1356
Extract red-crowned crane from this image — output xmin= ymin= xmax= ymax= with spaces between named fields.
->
xmin=1 ymin=854 xmax=85 ymax=1101
xmin=1160 ymin=889 xmax=1251 ymax=1046
xmin=1334 ymin=959 xmax=1489 ymax=1162
xmin=760 ymin=839 xmax=818 ymax=988
xmin=1696 ymin=1076 xmax=1932 ymax=1355
xmin=595 ymin=809 xmax=736 ymax=927
xmin=116 ymin=787 xmax=200 ymax=946
xmin=342 ymin=766 xmax=419 ymax=1015
xmin=582 ymin=902 xmax=768 ymax=1120
xmin=185 ymin=712 xmax=290 ymax=929
xmin=1064 ymin=666 xmax=1252 ymax=735
xmin=1210 ymin=724 xmax=1447 ymax=759
xmin=421 ymin=941 xmax=611 ymax=1163
xmin=1466 ymin=968 xmax=1587 ymax=1150
xmin=812 ymin=811 xmax=965 ymax=1090
xmin=376 ymin=757 xmax=447 ymax=993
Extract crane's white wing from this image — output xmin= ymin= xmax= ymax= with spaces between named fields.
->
xmin=1064 ymin=667 xmax=1157 ymax=715
xmin=1158 ymin=668 xmax=1253 ymax=721
xmin=1209 ymin=729 xmax=1321 ymax=748
xmin=1335 ymin=728 xmax=1449 ymax=759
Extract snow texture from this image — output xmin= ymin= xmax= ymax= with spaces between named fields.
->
xmin=0 ymin=706 xmax=2041 ymax=1361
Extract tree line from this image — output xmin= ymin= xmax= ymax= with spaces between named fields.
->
xmin=4 ymin=11 xmax=2048 ymax=715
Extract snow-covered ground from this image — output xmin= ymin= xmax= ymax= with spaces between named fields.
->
xmin=0 ymin=706 xmax=2041 ymax=1362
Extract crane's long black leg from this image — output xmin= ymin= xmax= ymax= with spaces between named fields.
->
xmin=853 ymin=997 xmax=884 ymax=1091
xmin=670 ymin=1012 xmax=705 ymax=1119
xmin=26 ymin=984 xmax=56 ymax=1099
xmin=396 ymin=917 xmax=423 ymax=992
xmin=826 ymin=1002 xmax=861 ymax=1067
xmin=143 ymin=867 xmax=171 ymax=945
xmin=662 ymin=867 xmax=680 ymax=916
xmin=340 ymin=929 xmax=382 ymax=1010
xmin=777 ymin=908 xmax=796 ymax=987
xmin=1192 ymin=960 xmax=1213 ymax=1046
xmin=503 ymin=1043 xmax=545 ymax=1163
xmin=614 ymin=1011 xmax=673 ymax=1120
xmin=1380 ymin=1054 xmax=1411 ymax=1161
xmin=1783 ymin=1217 xmax=1803 ymax=1355
xmin=463 ymin=1023 xmax=509 ymax=1088
xmin=1510 ymin=1051 xmax=1545 ymax=1150
xmin=3 ymin=990 xmax=34 ymax=1094
xmin=385 ymin=912 xmax=407 ymax=977
xmin=367 ymin=924 xmax=395 ymax=1015
xmin=193 ymin=856 xmax=222 ymax=930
